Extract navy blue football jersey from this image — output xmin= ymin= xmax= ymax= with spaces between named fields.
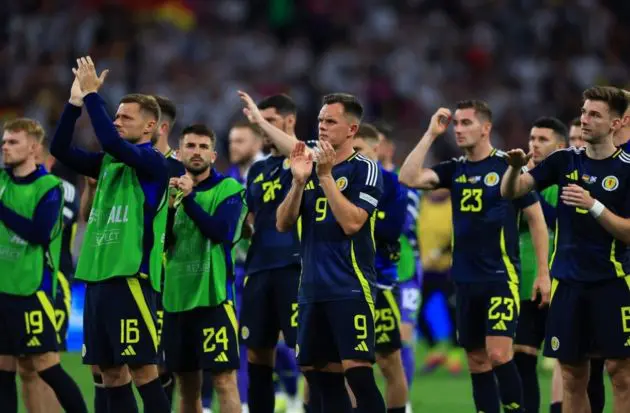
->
xmin=298 ymin=152 xmax=384 ymax=304
xmin=529 ymin=147 xmax=630 ymax=282
xmin=374 ymin=167 xmax=407 ymax=286
xmin=245 ymin=155 xmax=301 ymax=275
xmin=58 ymin=177 xmax=79 ymax=279
xmin=431 ymin=149 xmax=539 ymax=284
xmin=165 ymin=150 xmax=185 ymax=178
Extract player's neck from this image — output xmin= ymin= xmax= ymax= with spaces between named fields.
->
xmin=334 ymin=141 xmax=355 ymax=165
xmin=381 ymin=160 xmax=394 ymax=171
xmin=12 ymin=159 xmax=37 ymax=177
xmin=191 ymin=168 xmax=211 ymax=185
xmin=156 ymin=137 xmax=171 ymax=156
xmin=464 ymin=141 xmax=493 ymax=162
xmin=238 ymin=158 xmax=255 ymax=177
xmin=586 ymin=139 xmax=617 ymax=160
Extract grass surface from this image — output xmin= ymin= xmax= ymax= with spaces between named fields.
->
xmin=17 ymin=351 xmax=615 ymax=412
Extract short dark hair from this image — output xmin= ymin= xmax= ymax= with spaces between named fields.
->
xmin=455 ymin=100 xmax=493 ymax=122
xmin=355 ymin=123 xmax=380 ymax=143
xmin=372 ymin=120 xmax=393 ymax=139
xmin=532 ymin=116 xmax=568 ymax=144
xmin=180 ymin=124 xmax=216 ymax=146
xmin=570 ymin=117 xmax=581 ymax=127
xmin=120 ymin=94 xmax=161 ymax=121
xmin=322 ymin=93 xmax=363 ymax=121
xmin=230 ymin=118 xmax=263 ymax=137
xmin=3 ymin=118 xmax=45 ymax=143
xmin=582 ymin=86 xmax=628 ymax=117
xmin=258 ymin=94 xmax=297 ymax=116
xmin=153 ymin=95 xmax=177 ymax=125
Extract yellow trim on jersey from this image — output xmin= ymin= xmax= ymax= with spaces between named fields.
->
xmin=508 ymin=281 xmax=520 ymax=314
xmin=550 ymin=278 xmax=559 ymax=302
xmin=549 ymin=219 xmax=559 ymax=268
xmin=126 ymin=278 xmax=159 ymax=352
xmin=223 ymin=301 xmax=240 ymax=355
xmin=297 ymin=216 xmax=302 ymax=241
xmin=36 ymin=291 xmax=61 ymax=343
xmin=610 ymin=240 xmax=626 ymax=278
xmin=57 ymin=271 xmax=72 ymax=318
xmin=383 ymin=289 xmax=401 ymax=326
xmin=625 ymin=275 xmax=630 ymax=291
xmin=613 ymin=148 xmax=622 ymax=158
xmin=70 ymin=222 xmax=78 ymax=255
xmin=490 ymin=148 xmax=497 ymax=157
xmin=499 ymin=227 xmax=519 ymax=285
xmin=370 ymin=211 xmax=377 ymax=250
xmin=350 ymin=241 xmax=375 ymax=318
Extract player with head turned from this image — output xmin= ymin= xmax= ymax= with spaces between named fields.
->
xmin=162 ymin=123 xmax=245 ymax=413
xmin=239 ymin=94 xmax=302 ymax=413
xmin=50 ymin=56 xmax=171 ymax=412
xmin=501 ymin=86 xmax=630 ymax=413
xmin=353 ymin=123 xmax=409 ymax=413
xmin=274 ymin=93 xmax=386 ymax=413
xmin=613 ymin=89 xmax=630 ymax=149
xmin=399 ymin=100 xmax=551 ymax=413
xmin=568 ymin=118 xmax=585 ymax=148
xmin=512 ymin=117 xmax=566 ymax=413
xmin=0 ymin=118 xmax=88 ymax=413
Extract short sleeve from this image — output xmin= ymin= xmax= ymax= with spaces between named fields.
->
xmin=513 ymin=190 xmax=539 ymax=210
xmin=529 ymin=150 xmax=565 ymax=191
xmin=348 ymin=158 xmax=384 ymax=214
xmin=430 ymin=159 xmax=456 ymax=188
xmin=245 ymin=161 xmax=263 ymax=209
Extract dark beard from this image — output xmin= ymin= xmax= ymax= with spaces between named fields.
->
xmin=185 ymin=162 xmax=211 ymax=175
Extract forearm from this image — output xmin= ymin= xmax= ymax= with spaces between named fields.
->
xmin=398 ymin=133 xmax=437 ymax=189
xmin=0 ymin=190 xmax=62 ymax=245
xmin=256 ymin=120 xmax=299 ymax=157
xmin=276 ymin=180 xmax=305 ymax=232
xmin=182 ymin=196 xmax=237 ymax=243
xmin=526 ymin=206 xmax=550 ymax=277
xmin=319 ymin=175 xmax=366 ymax=235
xmin=596 ymin=207 xmax=630 ymax=244
xmin=80 ymin=185 xmax=96 ymax=222
xmin=500 ymin=166 xmax=525 ymax=199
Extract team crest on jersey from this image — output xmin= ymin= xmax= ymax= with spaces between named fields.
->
xmin=283 ymin=158 xmax=291 ymax=170
xmin=602 ymin=176 xmax=619 ymax=191
xmin=483 ymin=172 xmax=500 ymax=187
xmin=336 ymin=176 xmax=348 ymax=191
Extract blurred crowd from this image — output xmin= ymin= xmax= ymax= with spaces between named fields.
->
xmin=1 ymin=0 xmax=629 ymax=175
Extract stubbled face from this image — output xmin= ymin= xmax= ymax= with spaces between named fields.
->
xmin=113 ymin=102 xmax=156 ymax=143
xmin=568 ymin=125 xmax=584 ymax=148
xmin=229 ymin=126 xmax=259 ymax=165
xmin=180 ymin=133 xmax=216 ymax=175
xmin=2 ymin=130 xmax=37 ymax=167
xmin=260 ymin=107 xmax=291 ymax=150
xmin=452 ymin=108 xmax=489 ymax=149
xmin=352 ymin=136 xmax=378 ymax=161
xmin=580 ymin=99 xmax=620 ymax=143
xmin=529 ymin=127 xmax=563 ymax=165
xmin=317 ymin=103 xmax=358 ymax=149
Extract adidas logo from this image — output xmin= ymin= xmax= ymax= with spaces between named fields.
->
xmin=565 ymin=170 xmax=578 ymax=180
xmin=214 ymin=352 xmax=229 ymax=362
xmin=624 ymin=337 xmax=630 ymax=347
xmin=377 ymin=333 xmax=390 ymax=344
xmin=492 ymin=320 xmax=507 ymax=331
xmin=504 ymin=402 xmax=522 ymax=411
xmin=253 ymin=173 xmax=264 ymax=184
xmin=121 ymin=345 xmax=136 ymax=356
xmin=455 ymin=174 xmax=467 ymax=183
xmin=304 ymin=181 xmax=315 ymax=190
xmin=27 ymin=336 xmax=41 ymax=347
xmin=354 ymin=341 xmax=369 ymax=352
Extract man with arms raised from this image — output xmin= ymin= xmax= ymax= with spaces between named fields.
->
xmin=399 ymin=101 xmax=550 ymax=413
xmin=51 ymin=56 xmax=170 ymax=412
xmin=502 ymin=86 xmax=630 ymax=413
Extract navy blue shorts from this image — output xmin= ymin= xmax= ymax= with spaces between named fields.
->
xmin=544 ymin=277 xmax=630 ymax=362
xmin=163 ymin=301 xmax=240 ymax=373
xmin=374 ymin=288 xmax=402 ymax=354
xmin=240 ymin=265 xmax=300 ymax=349
xmin=54 ymin=272 xmax=73 ymax=352
xmin=297 ymin=299 xmax=375 ymax=367
xmin=0 ymin=291 xmax=59 ymax=356
xmin=455 ymin=281 xmax=520 ymax=351
xmin=515 ymin=299 xmax=548 ymax=349
xmin=82 ymin=277 xmax=160 ymax=368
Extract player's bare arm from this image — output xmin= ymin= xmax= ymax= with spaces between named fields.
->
xmin=79 ymin=177 xmax=97 ymax=222
xmin=277 ymin=141 xmax=311 ymax=231
xmin=500 ymin=149 xmax=535 ymax=199
xmin=561 ymin=183 xmax=630 ymax=244
xmin=239 ymin=90 xmax=301 ymax=157
xmin=522 ymin=202 xmax=551 ymax=306
xmin=316 ymin=141 xmax=368 ymax=235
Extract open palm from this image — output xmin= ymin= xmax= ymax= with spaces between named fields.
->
xmin=290 ymin=142 xmax=313 ymax=184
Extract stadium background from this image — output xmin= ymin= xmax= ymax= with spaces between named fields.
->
xmin=2 ymin=0 xmax=629 ymax=411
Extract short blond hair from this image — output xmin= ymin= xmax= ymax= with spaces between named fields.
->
xmin=3 ymin=118 xmax=46 ymax=143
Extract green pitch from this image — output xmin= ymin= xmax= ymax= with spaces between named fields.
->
xmin=17 ymin=352 xmax=615 ymax=412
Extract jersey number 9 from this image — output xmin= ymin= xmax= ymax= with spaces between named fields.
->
xmin=460 ymin=188 xmax=483 ymax=212
xmin=315 ymin=197 xmax=328 ymax=221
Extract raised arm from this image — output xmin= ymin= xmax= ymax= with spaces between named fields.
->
xmin=0 ymin=187 xmax=62 ymax=245
xmin=238 ymin=91 xmax=299 ymax=157
xmin=399 ymin=108 xmax=451 ymax=189
xmin=277 ymin=142 xmax=311 ymax=232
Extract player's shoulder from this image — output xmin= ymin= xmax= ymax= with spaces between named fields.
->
xmin=615 ymin=148 xmax=630 ymax=166
xmin=351 ymin=153 xmax=381 ymax=185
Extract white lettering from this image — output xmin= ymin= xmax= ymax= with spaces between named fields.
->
xmin=107 ymin=205 xmax=129 ymax=224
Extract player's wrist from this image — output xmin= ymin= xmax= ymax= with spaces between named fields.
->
xmin=589 ymin=199 xmax=605 ymax=218
xmin=292 ymin=178 xmax=307 ymax=187
xmin=68 ymin=98 xmax=83 ymax=107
